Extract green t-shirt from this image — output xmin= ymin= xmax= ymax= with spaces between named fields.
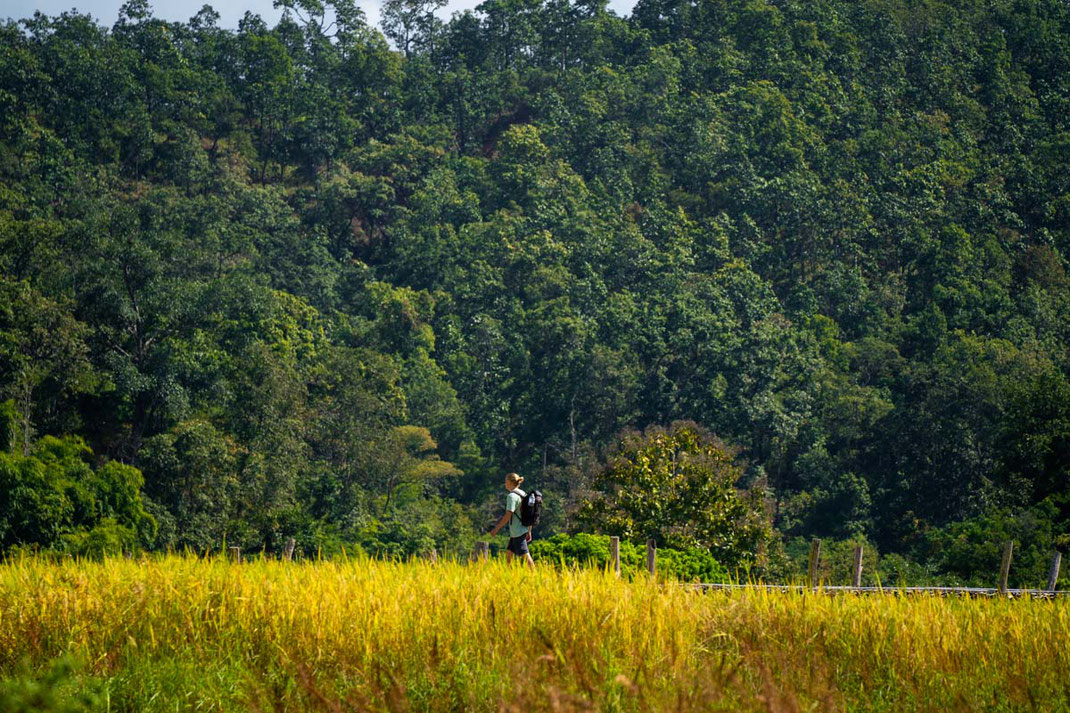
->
xmin=506 ymin=488 xmax=528 ymax=538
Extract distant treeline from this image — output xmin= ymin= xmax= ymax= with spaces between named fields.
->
xmin=0 ymin=0 xmax=1068 ymax=585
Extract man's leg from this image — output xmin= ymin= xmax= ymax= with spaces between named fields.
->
xmin=523 ymin=553 xmax=535 ymax=569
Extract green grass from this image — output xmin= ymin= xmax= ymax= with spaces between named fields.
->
xmin=1 ymin=554 xmax=1068 ymax=711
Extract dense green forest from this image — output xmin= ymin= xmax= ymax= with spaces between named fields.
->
xmin=1 ymin=0 xmax=1068 ymax=584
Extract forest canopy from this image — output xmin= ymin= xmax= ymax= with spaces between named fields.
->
xmin=1 ymin=0 xmax=1068 ymax=583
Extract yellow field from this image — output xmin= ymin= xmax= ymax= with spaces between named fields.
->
xmin=1 ymin=554 xmax=1068 ymax=712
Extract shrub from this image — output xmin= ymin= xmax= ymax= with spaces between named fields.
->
xmin=529 ymin=533 xmax=728 ymax=582
xmin=0 ymin=435 xmax=154 ymax=557
xmin=579 ymin=421 xmax=769 ymax=567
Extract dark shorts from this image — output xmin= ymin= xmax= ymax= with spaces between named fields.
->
xmin=507 ymin=534 xmax=530 ymax=556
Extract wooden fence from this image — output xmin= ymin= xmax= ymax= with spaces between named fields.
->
xmin=222 ymin=535 xmax=1064 ymax=597
xmin=464 ymin=536 xmax=1067 ymax=597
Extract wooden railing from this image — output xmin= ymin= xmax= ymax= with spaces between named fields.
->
xmin=469 ymin=536 xmax=1066 ymax=596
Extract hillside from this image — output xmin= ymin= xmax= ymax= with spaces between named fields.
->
xmin=1 ymin=0 xmax=1068 ymax=581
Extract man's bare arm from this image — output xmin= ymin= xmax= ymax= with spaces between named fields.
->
xmin=488 ymin=511 xmax=512 ymax=537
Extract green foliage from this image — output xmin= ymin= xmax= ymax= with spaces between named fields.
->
xmin=1 ymin=0 xmax=1069 ymax=580
xmin=59 ymin=518 xmax=138 ymax=558
xmin=0 ymin=400 xmax=17 ymax=454
xmin=580 ymin=422 xmax=769 ymax=567
xmin=0 ymin=436 xmax=154 ymax=555
xmin=374 ymin=425 xmax=463 ymax=515
xmin=139 ymin=419 xmax=238 ymax=551
xmin=0 ymin=656 xmax=102 ymax=713
xmin=0 ymin=279 xmax=94 ymax=449
xmin=360 ymin=495 xmax=476 ymax=559
xmin=917 ymin=498 xmax=1070 ymax=589
xmin=529 ymin=532 xmax=729 ymax=582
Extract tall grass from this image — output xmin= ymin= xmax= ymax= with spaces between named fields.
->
xmin=1 ymin=554 xmax=1068 ymax=711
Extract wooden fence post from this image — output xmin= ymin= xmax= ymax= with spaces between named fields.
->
xmin=283 ymin=537 xmax=296 ymax=562
xmin=472 ymin=541 xmax=489 ymax=562
xmin=228 ymin=546 xmax=241 ymax=563
xmin=999 ymin=541 xmax=1014 ymax=594
xmin=852 ymin=544 xmax=864 ymax=588
xmin=1047 ymin=551 xmax=1062 ymax=592
xmin=646 ymin=539 xmax=656 ymax=576
xmin=609 ymin=536 xmax=620 ymax=577
xmin=808 ymin=538 xmax=822 ymax=588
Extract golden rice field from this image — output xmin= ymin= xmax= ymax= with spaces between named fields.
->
xmin=1 ymin=555 xmax=1069 ymax=712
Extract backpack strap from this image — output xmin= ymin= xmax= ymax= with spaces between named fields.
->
xmin=509 ymin=490 xmax=525 ymax=528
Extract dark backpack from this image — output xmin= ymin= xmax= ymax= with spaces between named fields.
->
xmin=515 ymin=489 xmax=543 ymax=528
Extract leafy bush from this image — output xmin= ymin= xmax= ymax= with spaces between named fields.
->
xmin=357 ymin=495 xmax=476 ymax=560
xmin=915 ymin=498 xmax=1069 ymax=589
xmin=579 ymin=422 xmax=769 ymax=568
xmin=778 ymin=536 xmax=946 ymax=587
xmin=59 ymin=518 xmax=137 ymax=558
xmin=778 ymin=529 xmax=1068 ymax=589
xmin=530 ymin=533 xmax=728 ymax=582
xmin=0 ymin=435 xmax=155 ymax=557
